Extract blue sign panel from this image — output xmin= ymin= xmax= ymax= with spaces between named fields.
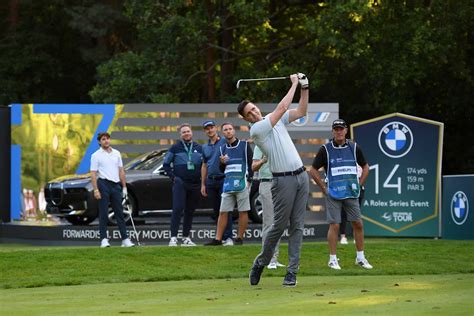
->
xmin=442 ymin=175 xmax=474 ymax=240
xmin=351 ymin=113 xmax=443 ymax=236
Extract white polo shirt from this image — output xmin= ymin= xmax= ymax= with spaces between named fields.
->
xmin=250 ymin=111 xmax=303 ymax=173
xmin=90 ymin=147 xmax=123 ymax=183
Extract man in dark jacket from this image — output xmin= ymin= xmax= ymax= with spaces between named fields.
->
xmin=163 ymin=123 xmax=203 ymax=247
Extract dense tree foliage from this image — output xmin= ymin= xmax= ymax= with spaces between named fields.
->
xmin=0 ymin=0 xmax=472 ymax=173
xmin=0 ymin=0 xmax=132 ymax=103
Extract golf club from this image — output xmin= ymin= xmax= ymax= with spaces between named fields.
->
xmin=122 ymin=198 xmax=142 ymax=246
xmin=236 ymin=76 xmax=289 ymax=89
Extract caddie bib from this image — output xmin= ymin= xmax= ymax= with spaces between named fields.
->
xmin=220 ymin=140 xmax=247 ymax=193
xmin=324 ymin=140 xmax=360 ymax=200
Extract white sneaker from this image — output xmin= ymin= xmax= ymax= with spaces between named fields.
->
xmin=181 ymin=237 xmax=196 ymax=247
xmin=267 ymin=262 xmax=277 ymax=270
xmin=100 ymin=238 xmax=110 ymax=248
xmin=275 ymin=262 xmax=286 ymax=267
xmin=355 ymin=258 xmax=373 ymax=269
xmin=169 ymin=237 xmax=178 ymax=247
xmin=328 ymin=259 xmax=341 ymax=270
xmin=340 ymin=236 xmax=348 ymax=244
xmin=121 ymin=238 xmax=135 ymax=247
xmin=222 ymin=238 xmax=234 ymax=246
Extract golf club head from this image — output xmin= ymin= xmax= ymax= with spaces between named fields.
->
xmin=122 ymin=198 xmax=131 ymax=212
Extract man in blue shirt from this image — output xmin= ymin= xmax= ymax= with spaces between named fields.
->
xmin=163 ymin=123 xmax=203 ymax=247
xmin=200 ymin=120 xmax=234 ymax=246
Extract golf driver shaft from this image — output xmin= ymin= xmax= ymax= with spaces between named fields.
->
xmin=123 ymin=198 xmax=141 ymax=246
xmin=236 ymin=76 xmax=289 ymax=89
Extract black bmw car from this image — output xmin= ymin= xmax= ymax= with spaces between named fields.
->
xmin=45 ymin=149 xmax=262 ymax=225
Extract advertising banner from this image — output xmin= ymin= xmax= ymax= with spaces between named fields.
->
xmin=9 ymin=103 xmax=336 ymax=225
xmin=442 ymin=175 xmax=474 ymax=240
xmin=351 ymin=113 xmax=443 ymax=237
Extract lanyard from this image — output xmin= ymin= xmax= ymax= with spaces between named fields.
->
xmin=182 ymin=141 xmax=193 ymax=161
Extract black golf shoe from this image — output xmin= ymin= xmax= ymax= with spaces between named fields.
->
xmin=204 ymin=239 xmax=222 ymax=246
xmin=249 ymin=263 xmax=264 ymax=286
xmin=282 ymin=272 xmax=297 ymax=287
xmin=234 ymin=238 xmax=243 ymax=245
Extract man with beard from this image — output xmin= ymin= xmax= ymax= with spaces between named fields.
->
xmin=163 ymin=123 xmax=203 ymax=247
xmin=205 ymin=122 xmax=253 ymax=246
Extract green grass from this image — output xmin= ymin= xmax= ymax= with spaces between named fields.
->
xmin=1 ymin=239 xmax=473 ymax=289
xmin=1 ymin=239 xmax=473 ymax=315
xmin=1 ymin=275 xmax=473 ymax=315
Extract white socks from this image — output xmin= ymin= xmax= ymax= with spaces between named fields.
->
xmin=330 ymin=252 xmax=365 ymax=261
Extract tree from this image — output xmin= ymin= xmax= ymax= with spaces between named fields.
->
xmin=0 ymin=0 xmax=132 ymax=104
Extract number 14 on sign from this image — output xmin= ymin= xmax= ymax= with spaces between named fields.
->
xmin=369 ymin=164 xmax=401 ymax=195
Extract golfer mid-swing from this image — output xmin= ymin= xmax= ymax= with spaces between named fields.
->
xmin=237 ymin=73 xmax=309 ymax=287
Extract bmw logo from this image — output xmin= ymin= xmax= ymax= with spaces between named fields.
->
xmin=378 ymin=121 xmax=414 ymax=158
xmin=451 ymin=191 xmax=469 ymax=225
xmin=291 ymin=115 xmax=308 ymax=127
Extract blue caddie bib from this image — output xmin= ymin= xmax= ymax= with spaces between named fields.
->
xmin=324 ymin=140 xmax=360 ymax=200
xmin=220 ymin=140 xmax=247 ymax=193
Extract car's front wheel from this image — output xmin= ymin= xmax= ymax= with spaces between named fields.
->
xmin=249 ymin=190 xmax=263 ymax=223
xmin=107 ymin=194 xmax=135 ymax=226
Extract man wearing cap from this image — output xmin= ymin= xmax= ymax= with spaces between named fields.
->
xmin=201 ymin=120 xmax=234 ymax=246
xmin=309 ymin=119 xmax=373 ymax=270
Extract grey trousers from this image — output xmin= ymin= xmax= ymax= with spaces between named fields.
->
xmin=254 ymin=171 xmax=309 ymax=273
xmin=260 ymin=181 xmax=280 ymax=263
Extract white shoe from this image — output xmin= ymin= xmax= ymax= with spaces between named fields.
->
xmin=222 ymin=238 xmax=234 ymax=246
xmin=267 ymin=262 xmax=277 ymax=269
xmin=340 ymin=236 xmax=348 ymax=245
xmin=121 ymin=238 xmax=135 ymax=247
xmin=355 ymin=258 xmax=373 ymax=269
xmin=169 ymin=237 xmax=178 ymax=247
xmin=100 ymin=238 xmax=110 ymax=248
xmin=181 ymin=237 xmax=196 ymax=247
xmin=328 ymin=259 xmax=341 ymax=270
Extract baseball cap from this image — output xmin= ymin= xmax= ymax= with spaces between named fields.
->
xmin=332 ymin=119 xmax=347 ymax=129
xmin=202 ymin=120 xmax=216 ymax=128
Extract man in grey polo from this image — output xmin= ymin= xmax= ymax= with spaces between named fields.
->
xmin=237 ymin=73 xmax=309 ymax=287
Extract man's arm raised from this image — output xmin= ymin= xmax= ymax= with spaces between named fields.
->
xmin=288 ymin=73 xmax=309 ymax=123
xmin=268 ymin=74 xmax=299 ymax=127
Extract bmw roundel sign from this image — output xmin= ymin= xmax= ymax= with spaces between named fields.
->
xmin=351 ymin=113 xmax=444 ymax=237
xmin=442 ymin=175 xmax=474 ymax=240
xmin=451 ymin=191 xmax=469 ymax=225
xmin=378 ymin=121 xmax=414 ymax=158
